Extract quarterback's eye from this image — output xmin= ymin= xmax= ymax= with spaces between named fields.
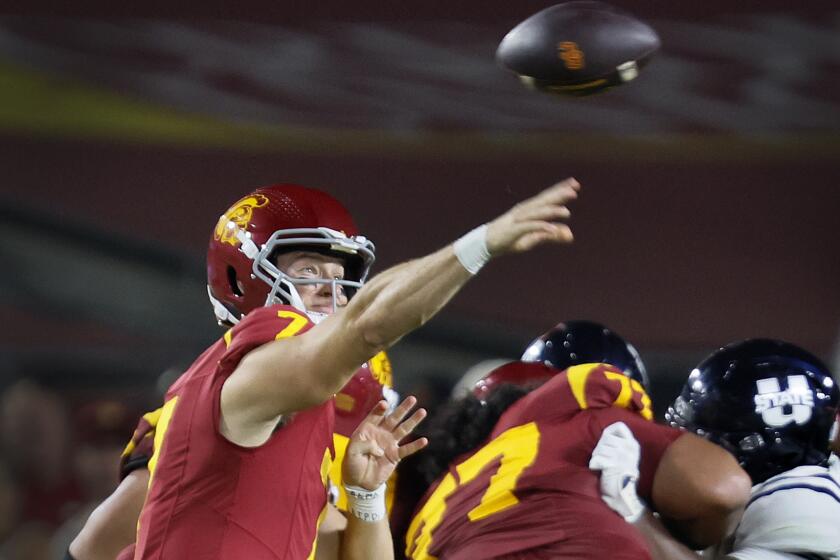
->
xmin=296 ymin=265 xmax=318 ymax=278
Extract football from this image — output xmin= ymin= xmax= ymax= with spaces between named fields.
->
xmin=496 ymin=1 xmax=660 ymax=96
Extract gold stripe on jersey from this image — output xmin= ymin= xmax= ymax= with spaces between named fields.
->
xmin=223 ymin=328 xmax=233 ymax=348
xmin=305 ymin=447 xmax=334 ymax=560
xmin=330 ymin=433 xmax=351 ymax=510
xmin=147 ymin=396 xmax=179 ymax=484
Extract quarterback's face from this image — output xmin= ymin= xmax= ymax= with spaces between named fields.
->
xmin=274 ymin=251 xmax=348 ymax=314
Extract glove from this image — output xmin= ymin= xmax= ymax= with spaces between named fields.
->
xmin=588 ymin=421 xmax=646 ymax=523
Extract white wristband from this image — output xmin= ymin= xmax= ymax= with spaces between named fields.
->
xmin=344 ymin=483 xmax=387 ymax=523
xmin=453 ymin=224 xmax=491 ymax=275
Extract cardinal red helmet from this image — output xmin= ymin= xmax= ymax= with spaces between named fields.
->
xmin=207 ymin=184 xmax=375 ymax=325
xmin=335 ymin=352 xmax=396 ymax=437
xmin=472 ymin=361 xmax=557 ymax=402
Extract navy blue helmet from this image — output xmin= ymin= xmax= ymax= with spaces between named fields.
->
xmin=521 ymin=320 xmax=649 ymax=390
xmin=665 ymin=338 xmax=840 ymax=484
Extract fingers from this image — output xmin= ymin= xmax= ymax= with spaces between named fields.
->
xmin=515 ymin=182 xmax=579 ymax=220
xmin=602 ymin=422 xmax=634 ymax=439
xmin=525 ymin=204 xmax=571 ymax=222
xmin=589 ymin=422 xmax=641 ymax=472
xmin=512 ymin=223 xmax=574 ymax=252
xmin=486 ymin=178 xmax=580 ymax=255
xmin=526 ymin=178 xmax=580 ymax=208
xmin=360 ymin=400 xmax=389 ymax=428
xmin=398 ymin=437 xmax=429 ymax=460
xmin=393 ymin=408 xmax=427 ymax=442
xmin=380 ymin=396 xmax=417 ymax=431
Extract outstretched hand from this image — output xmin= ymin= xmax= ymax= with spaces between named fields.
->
xmin=486 ymin=178 xmax=580 ymax=255
xmin=342 ymin=396 xmax=428 ymax=491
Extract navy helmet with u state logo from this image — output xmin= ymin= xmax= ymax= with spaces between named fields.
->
xmin=665 ymin=338 xmax=840 ymax=484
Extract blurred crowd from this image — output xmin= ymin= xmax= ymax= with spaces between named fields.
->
xmin=0 ymin=379 xmax=154 ymax=560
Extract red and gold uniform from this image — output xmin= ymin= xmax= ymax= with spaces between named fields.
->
xmin=134 ymin=305 xmax=334 ymax=560
xmin=118 ymin=345 xmax=396 ymax=555
xmin=405 ymin=363 xmax=684 ymax=560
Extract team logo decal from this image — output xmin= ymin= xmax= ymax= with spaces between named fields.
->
xmin=754 ymin=375 xmax=814 ymax=428
xmin=368 ymin=352 xmax=393 ymax=387
xmin=214 ymin=194 xmax=269 ymax=246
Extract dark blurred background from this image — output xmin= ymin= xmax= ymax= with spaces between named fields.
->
xmin=0 ymin=2 xmax=838 ymax=557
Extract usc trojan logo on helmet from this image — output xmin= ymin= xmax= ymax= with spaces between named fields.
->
xmin=214 ymin=194 xmax=269 ymax=247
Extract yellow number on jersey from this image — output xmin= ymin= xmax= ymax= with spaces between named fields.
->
xmin=406 ymin=422 xmax=541 ymax=560
xmin=567 ymin=364 xmax=653 ymax=421
xmin=221 ymin=309 xmax=308 ymax=349
xmin=275 ymin=310 xmax=309 ymax=339
xmin=604 ymin=371 xmax=653 ymax=420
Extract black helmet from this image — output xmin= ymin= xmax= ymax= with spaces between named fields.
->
xmin=521 ymin=320 xmax=649 ymax=390
xmin=665 ymin=338 xmax=840 ymax=484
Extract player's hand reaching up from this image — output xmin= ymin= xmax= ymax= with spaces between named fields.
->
xmin=342 ymin=396 xmax=428 ymax=491
xmin=486 ymin=178 xmax=579 ymax=255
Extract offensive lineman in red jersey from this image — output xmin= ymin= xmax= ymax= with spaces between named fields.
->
xmin=403 ymin=322 xmax=750 ymax=560
xmin=123 ymin=178 xmax=582 ymax=560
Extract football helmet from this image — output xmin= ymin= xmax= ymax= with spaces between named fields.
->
xmin=665 ymin=339 xmax=840 ymax=484
xmin=521 ymin=320 xmax=649 ymax=390
xmin=472 ymin=361 xmax=557 ymax=402
xmin=207 ymin=184 xmax=375 ymax=325
xmin=334 ymin=352 xmax=398 ymax=437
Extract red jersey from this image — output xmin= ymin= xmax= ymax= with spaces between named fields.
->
xmin=405 ymin=363 xmax=684 ymax=560
xmin=134 ymin=305 xmax=335 ymax=560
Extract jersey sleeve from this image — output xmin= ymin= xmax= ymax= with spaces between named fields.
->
xmin=119 ymin=407 xmax=163 ymax=480
xmin=219 ymin=304 xmax=314 ymax=371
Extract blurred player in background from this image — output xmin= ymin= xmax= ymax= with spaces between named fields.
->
xmin=593 ymin=338 xmax=840 ymax=559
xmin=403 ymin=321 xmax=750 ymax=560
xmin=75 ymin=178 xmax=583 ymax=559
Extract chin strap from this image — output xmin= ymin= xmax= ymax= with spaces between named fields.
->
xmin=207 ymin=286 xmax=240 ymax=326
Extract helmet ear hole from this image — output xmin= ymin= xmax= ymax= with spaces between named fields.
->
xmin=227 ymin=266 xmax=243 ymax=296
